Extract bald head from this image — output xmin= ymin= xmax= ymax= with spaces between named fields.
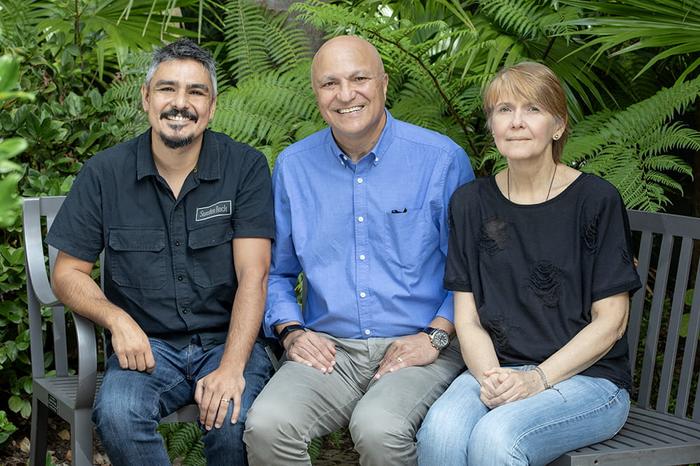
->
xmin=312 ymin=35 xmax=385 ymax=83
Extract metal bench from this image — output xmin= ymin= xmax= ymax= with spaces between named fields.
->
xmin=23 ymin=196 xmax=278 ymax=466
xmin=552 ymin=210 xmax=700 ymax=465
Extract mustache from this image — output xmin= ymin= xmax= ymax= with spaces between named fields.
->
xmin=160 ymin=108 xmax=198 ymax=122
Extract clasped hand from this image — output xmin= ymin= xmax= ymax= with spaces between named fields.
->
xmin=479 ymin=367 xmax=544 ymax=409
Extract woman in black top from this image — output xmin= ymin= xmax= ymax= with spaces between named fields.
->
xmin=416 ymin=62 xmax=640 ymax=466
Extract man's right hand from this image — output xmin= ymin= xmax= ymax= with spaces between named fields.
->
xmin=283 ymin=329 xmax=336 ymax=374
xmin=109 ymin=313 xmax=156 ymax=373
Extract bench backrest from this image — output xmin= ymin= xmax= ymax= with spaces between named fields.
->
xmin=627 ymin=209 xmax=700 ymax=421
xmin=23 ymin=196 xmax=71 ymax=379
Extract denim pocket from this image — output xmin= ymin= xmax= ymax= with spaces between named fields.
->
xmin=188 ymin=221 xmax=234 ymax=287
xmin=108 ymin=227 xmax=166 ymax=289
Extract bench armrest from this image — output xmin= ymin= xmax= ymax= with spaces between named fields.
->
xmin=73 ymin=312 xmax=99 ymax=409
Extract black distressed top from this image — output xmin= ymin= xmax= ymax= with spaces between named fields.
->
xmin=47 ymin=129 xmax=274 ymax=350
xmin=445 ymin=173 xmax=641 ymax=389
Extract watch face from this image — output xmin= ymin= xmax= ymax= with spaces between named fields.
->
xmin=430 ymin=329 xmax=450 ymax=350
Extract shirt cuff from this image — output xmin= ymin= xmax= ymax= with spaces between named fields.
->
xmin=434 ymin=291 xmax=455 ymax=323
xmin=264 ymin=302 xmax=305 ymax=339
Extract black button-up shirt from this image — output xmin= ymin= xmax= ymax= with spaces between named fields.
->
xmin=47 ymin=130 xmax=274 ymax=349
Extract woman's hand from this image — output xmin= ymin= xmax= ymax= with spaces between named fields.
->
xmin=479 ymin=367 xmax=545 ymax=408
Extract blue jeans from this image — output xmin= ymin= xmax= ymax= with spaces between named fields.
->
xmin=93 ymin=338 xmax=273 ymax=466
xmin=416 ymin=367 xmax=630 ymax=466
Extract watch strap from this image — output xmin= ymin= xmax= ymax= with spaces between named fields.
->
xmin=276 ymin=324 xmax=305 ymax=342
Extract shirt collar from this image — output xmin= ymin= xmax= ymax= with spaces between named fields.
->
xmin=136 ymin=129 xmax=221 ymax=181
xmin=329 ymin=110 xmax=395 ymax=168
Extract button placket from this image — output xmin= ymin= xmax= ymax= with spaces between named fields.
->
xmin=171 ymin=200 xmax=192 ymax=327
xmin=353 ymin=160 xmax=372 ymax=337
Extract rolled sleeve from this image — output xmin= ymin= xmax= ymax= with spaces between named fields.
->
xmin=264 ymin=157 xmax=304 ymax=338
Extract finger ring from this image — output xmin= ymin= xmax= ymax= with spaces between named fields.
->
xmin=397 ymin=356 xmax=403 ymax=363
xmin=221 ymin=399 xmax=229 ymax=404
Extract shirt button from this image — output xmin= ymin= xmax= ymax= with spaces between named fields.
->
xmin=175 ymin=240 xmax=181 ymax=247
xmin=364 ymin=329 xmax=371 ymax=335
xmin=182 ymin=307 xmax=189 ymax=314
xmin=357 ymin=216 xmax=364 ymax=223
xmin=177 ymin=275 xmax=184 ymax=281
xmin=359 ymin=254 xmax=366 ymax=261
xmin=357 ymin=177 xmax=364 ymax=184
xmin=359 ymin=291 xmax=367 ymax=298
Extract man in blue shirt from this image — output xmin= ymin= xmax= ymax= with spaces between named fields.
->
xmin=244 ymin=35 xmax=474 ymax=465
xmin=48 ymin=39 xmax=274 ymax=465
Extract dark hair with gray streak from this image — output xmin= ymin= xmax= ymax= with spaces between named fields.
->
xmin=145 ymin=38 xmax=217 ymax=97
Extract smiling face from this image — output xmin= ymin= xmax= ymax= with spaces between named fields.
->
xmin=141 ymin=58 xmax=216 ymax=151
xmin=311 ymin=36 xmax=388 ymax=153
xmin=489 ymin=93 xmax=564 ymax=163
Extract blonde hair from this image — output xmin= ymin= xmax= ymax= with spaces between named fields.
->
xmin=483 ymin=62 xmax=569 ymax=162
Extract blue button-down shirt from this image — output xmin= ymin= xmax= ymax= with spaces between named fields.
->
xmin=265 ymin=111 xmax=474 ymax=338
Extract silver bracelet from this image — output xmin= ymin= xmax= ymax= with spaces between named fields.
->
xmin=533 ymin=366 xmax=552 ymax=390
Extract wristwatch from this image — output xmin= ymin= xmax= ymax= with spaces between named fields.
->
xmin=276 ymin=324 xmax=305 ymax=343
xmin=422 ymin=327 xmax=450 ymax=351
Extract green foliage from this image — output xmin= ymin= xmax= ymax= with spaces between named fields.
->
xmin=223 ymin=0 xmax=312 ymax=82
xmin=0 ymin=0 xmax=200 ymax=79
xmin=211 ymin=62 xmax=324 ymax=164
xmin=563 ymin=76 xmax=700 ymax=211
xmin=0 ymin=55 xmax=33 ymax=228
xmin=0 ymin=410 xmax=17 ymax=444
xmin=159 ymin=422 xmax=206 ymax=466
xmin=559 ymin=0 xmax=700 ymax=81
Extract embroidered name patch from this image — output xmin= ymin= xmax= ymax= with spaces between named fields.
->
xmin=195 ymin=200 xmax=232 ymax=222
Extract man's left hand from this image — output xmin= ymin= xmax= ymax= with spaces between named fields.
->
xmin=194 ymin=367 xmax=246 ymax=430
xmin=374 ymin=332 xmax=439 ymax=380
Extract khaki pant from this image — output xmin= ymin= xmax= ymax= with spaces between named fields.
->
xmin=244 ymin=334 xmax=464 ymax=466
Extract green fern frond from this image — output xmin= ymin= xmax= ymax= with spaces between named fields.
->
xmin=290 ymin=0 xmax=372 ymax=34
xmin=163 ymin=422 xmax=202 ymax=461
xmin=605 ymin=76 xmax=700 ymax=141
xmin=477 ymin=0 xmax=548 ymax=39
xmin=211 ymin=62 xmax=324 ymax=165
xmin=642 ymin=154 xmax=692 ymax=177
xmin=182 ymin=437 xmax=206 ymax=466
xmin=224 ymin=0 xmax=310 ymax=82
xmin=637 ymin=123 xmax=700 ymax=156
xmin=308 ymin=437 xmax=323 ymax=461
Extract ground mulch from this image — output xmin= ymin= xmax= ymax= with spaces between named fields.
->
xmin=0 ymin=418 xmax=359 ymax=465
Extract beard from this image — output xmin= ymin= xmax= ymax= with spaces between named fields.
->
xmin=158 ymin=108 xmax=198 ymax=149
xmin=159 ymin=131 xmax=194 ymax=149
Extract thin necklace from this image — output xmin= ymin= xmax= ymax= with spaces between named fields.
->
xmin=507 ymin=163 xmax=558 ymax=202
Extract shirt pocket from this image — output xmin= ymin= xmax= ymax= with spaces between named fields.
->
xmin=383 ymin=208 xmax=434 ymax=270
xmin=188 ymin=222 xmax=234 ymax=288
xmin=108 ymin=228 xmax=166 ymax=289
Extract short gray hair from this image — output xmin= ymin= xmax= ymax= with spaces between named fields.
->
xmin=145 ymin=38 xmax=217 ymax=97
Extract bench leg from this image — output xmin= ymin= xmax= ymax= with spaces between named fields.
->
xmin=71 ymin=409 xmax=94 ymax=466
xmin=29 ymin=396 xmax=48 ymax=466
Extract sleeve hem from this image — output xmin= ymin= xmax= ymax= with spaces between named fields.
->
xmin=592 ymin=279 xmax=642 ymax=302
xmin=444 ymin=280 xmax=472 ymax=292
xmin=264 ymin=303 xmax=304 ymax=338
xmin=232 ymin=228 xmax=275 ymax=239
xmin=45 ymin=236 xmax=100 ymax=264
